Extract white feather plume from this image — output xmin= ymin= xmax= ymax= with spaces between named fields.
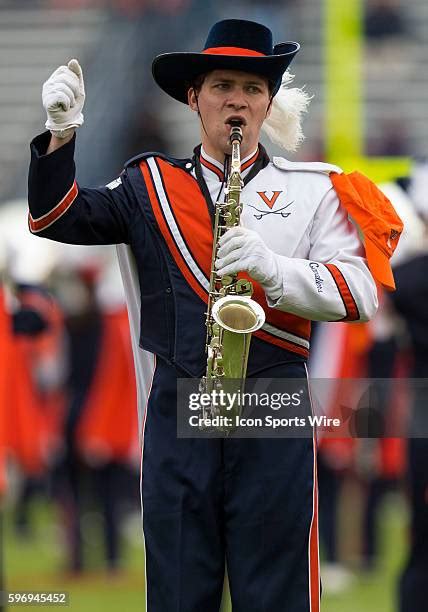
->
xmin=262 ymin=72 xmax=311 ymax=152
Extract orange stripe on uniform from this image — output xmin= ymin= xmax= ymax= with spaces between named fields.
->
xmin=156 ymin=159 xmax=214 ymax=280
xmin=201 ymin=149 xmax=258 ymax=179
xmin=308 ymin=432 xmax=320 ymax=611
xmin=241 ymin=149 xmax=259 ymax=172
xmin=326 ymin=263 xmax=360 ymax=321
xmin=140 ymin=161 xmax=209 ymax=304
xmin=200 ymin=156 xmax=224 ymax=181
xmin=256 ymin=328 xmax=309 ymax=357
xmin=29 ymin=180 xmax=78 ymax=233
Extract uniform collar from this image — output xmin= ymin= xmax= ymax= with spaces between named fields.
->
xmin=200 ymin=145 xmax=260 ymax=182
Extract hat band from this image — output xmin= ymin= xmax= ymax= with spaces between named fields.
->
xmin=203 ymin=46 xmax=266 ymax=57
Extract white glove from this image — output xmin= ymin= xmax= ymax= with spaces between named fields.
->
xmin=215 ymin=226 xmax=283 ymax=300
xmin=42 ymin=59 xmax=85 ymax=138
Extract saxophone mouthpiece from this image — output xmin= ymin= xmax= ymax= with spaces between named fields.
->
xmin=229 ymin=120 xmax=243 ymax=144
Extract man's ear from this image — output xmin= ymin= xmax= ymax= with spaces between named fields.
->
xmin=188 ymin=87 xmax=198 ymax=111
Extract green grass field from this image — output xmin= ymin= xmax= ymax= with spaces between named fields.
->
xmin=1 ymin=488 xmax=407 ymax=612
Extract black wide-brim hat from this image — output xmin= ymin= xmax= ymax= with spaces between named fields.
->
xmin=152 ymin=19 xmax=300 ymax=105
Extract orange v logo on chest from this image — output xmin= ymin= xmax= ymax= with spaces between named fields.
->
xmin=257 ymin=191 xmax=283 ymax=209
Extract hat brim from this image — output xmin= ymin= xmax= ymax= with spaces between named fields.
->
xmin=152 ymin=42 xmax=300 ymax=104
xmin=365 ymin=237 xmax=396 ymax=291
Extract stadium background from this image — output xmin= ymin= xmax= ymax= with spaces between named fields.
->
xmin=0 ymin=0 xmax=427 ymax=610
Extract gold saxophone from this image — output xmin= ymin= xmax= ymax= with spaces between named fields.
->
xmin=201 ymin=122 xmax=265 ymax=428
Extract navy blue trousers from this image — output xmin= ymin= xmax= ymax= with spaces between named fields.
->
xmin=142 ymin=360 xmax=318 ymax=612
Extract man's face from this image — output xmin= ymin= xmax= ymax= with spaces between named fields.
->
xmin=188 ymin=69 xmax=272 ymax=161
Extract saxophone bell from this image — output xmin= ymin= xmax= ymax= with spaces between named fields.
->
xmin=212 ymin=295 xmax=265 ymax=335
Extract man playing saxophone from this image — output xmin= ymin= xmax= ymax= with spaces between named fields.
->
xmin=27 ymin=18 xmax=400 ymax=612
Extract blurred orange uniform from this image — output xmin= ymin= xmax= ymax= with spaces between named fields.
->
xmin=0 ymin=285 xmax=65 ymax=494
xmin=75 ymin=307 xmax=139 ymax=466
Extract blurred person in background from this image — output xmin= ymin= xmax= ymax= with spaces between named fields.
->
xmin=310 ymin=320 xmax=368 ymax=593
xmin=363 ymin=0 xmax=414 ymax=80
xmin=27 ymin=18 xmax=401 ymax=611
xmin=217 ymin=0 xmax=298 ymax=42
xmin=49 ymin=255 xmax=139 ymax=574
xmin=311 ymin=179 xmax=421 ymax=587
xmin=9 ymin=282 xmax=62 ymax=539
xmin=367 ymin=117 xmax=410 ymax=158
xmin=0 ymin=202 xmax=64 ymax=527
xmin=387 ymin=161 xmax=428 ymax=612
xmin=356 ymin=177 xmax=428 ymax=580
xmin=364 ymin=0 xmax=408 ymax=41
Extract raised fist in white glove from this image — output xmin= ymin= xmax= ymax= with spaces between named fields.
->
xmin=42 ymin=59 xmax=85 ymax=138
xmin=215 ymin=226 xmax=283 ymax=299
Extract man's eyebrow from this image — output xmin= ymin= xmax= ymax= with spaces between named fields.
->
xmin=211 ymin=77 xmax=233 ymax=83
xmin=211 ymin=77 xmax=265 ymax=85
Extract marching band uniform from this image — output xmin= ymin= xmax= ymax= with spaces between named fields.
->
xmin=28 ymin=134 xmax=376 ymax=369
xmin=28 ymin=130 xmax=376 ymax=612
xmin=28 ymin=18 xmax=395 ymax=612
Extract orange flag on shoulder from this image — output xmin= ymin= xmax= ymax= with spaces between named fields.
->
xmin=330 ymin=171 xmax=404 ymax=291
